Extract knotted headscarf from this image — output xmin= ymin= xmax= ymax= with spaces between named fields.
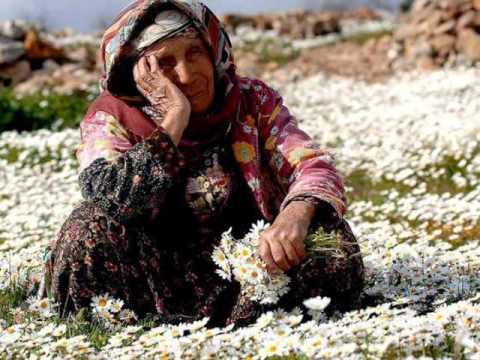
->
xmin=133 ymin=9 xmax=196 ymax=51
xmin=99 ymin=0 xmax=240 ymax=139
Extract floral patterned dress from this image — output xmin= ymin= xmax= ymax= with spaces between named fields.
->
xmin=45 ymin=121 xmax=364 ymax=327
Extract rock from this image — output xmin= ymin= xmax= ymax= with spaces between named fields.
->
xmin=0 ymin=60 xmax=31 ymax=86
xmin=224 ymin=8 xmax=375 ymax=40
xmin=395 ymin=24 xmax=421 ymax=41
xmin=254 ymin=15 xmax=273 ymax=31
xmin=456 ymin=11 xmax=476 ymax=31
xmin=67 ymin=46 xmax=94 ymax=67
xmin=43 ymin=59 xmax=60 ymax=71
xmin=14 ymin=63 xmax=100 ymax=95
xmin=0 ymin=37 xmax=25 ymax=64
xmin=24 ymin=30 xmax=64 ymax=61
xmin=419 ymin=11 xmax=445 ymax=34
xmin=405 ymin=40 xmax=433 ymax=59
xmin=343 ymin=7 xmax=381 ymax=22
xmin=0 ymin=20 xmax=29 ymax=40
xmin=431 ymin=34 xmax=456 ymax=55
xmin=416 ymin=55 xmax=437 ymax=70
xmin=432 ymin=19 xmax=456 ymax=35
xmin=394 ymin=0 xmax=480 ymax=70
xmin=457 ymin=28 xmax=480 ymax=61
xmin=412 ymin=0 xmax=433 ymax=12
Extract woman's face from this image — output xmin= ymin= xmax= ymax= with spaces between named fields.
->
xmin=139 ymin=35 xmax=215 ymax=114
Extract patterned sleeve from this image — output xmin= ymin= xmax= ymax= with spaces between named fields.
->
xmin=76 ymin=111 xmax=184 ymax=224
xmin=254 ymin=81 xmax=347 ymax=220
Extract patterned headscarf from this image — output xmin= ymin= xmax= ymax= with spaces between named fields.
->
xmin=100 ymin=0 xmax=238 ymax=103
xmin=133 ymin=9 xmax=194 ymax=51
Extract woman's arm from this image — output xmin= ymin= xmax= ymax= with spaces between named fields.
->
xmin=77 ymin=110 xmax=184 ymax=225
xmin=254 ymin=79 xmax=346 ymax=220
xmin=247 ymin=79 xmax=346 ymax=272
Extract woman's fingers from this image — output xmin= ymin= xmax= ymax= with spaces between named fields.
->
xmin=147 ymin=55 xmax=159 ymax=74
xmin=259 ymin=240 xmax=281 ymax=274
xmin=280 ymin=241 xmax=301 ymax=268
xmin=137 ymin=56 xmax=151 ymax=79
xmin=133 ymin=63 xmax=150 ymax=95
xmin=291 ymin=237 xmax=306 ymax=261
xmin=269 ymin=240 xmax=290 ymax=272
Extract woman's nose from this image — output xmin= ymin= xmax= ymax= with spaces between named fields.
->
xmin=174 ymin=60 xmax=194 ymax=85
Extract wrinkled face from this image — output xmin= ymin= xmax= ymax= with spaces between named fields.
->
xmin=140 ymin=35 xmax=215 ymax=114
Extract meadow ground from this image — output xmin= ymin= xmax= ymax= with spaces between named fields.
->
xmin=0 ymin=67 xmax=479 ymax=359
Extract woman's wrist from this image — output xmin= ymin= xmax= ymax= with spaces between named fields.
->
xmin=284 ymin=200 xmax=316 ymax=226
xmin=160 ymin=110 xmax=189 ymax=145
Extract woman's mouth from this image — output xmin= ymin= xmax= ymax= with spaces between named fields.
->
xmin=188 ymin=91 xmax=204 ymax=100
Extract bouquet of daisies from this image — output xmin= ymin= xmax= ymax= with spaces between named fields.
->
xmin=212 ymin=220 xmax=346 ymax=305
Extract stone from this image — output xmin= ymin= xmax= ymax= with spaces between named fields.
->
xmin=0 ymin=20 xmax=28 ymax=40
xmin=254 ymin=15 xmax=273 ymax=31
xmin=405 ymin=40 xmax=433 ymax=59
xmin=395 ymin=24 xmax=421 ymax=41
xmin=344 ymin=7 xmax=381 ymax=22
xmin=0 ymin=37 xmax=25 ymax=64
xmin=412 ymin=0 xmax=432 ymax=12
xmin=43 ymin=59 xmax=60 ymax=71
xmin=0 ymin=60 xmax=31 ymax=86
xmin=67 ymin=46 xmax=94 ymax=67
xmin=456 ymin=11 xmax=476 ymax=30
xmin=24 ymin=30 xmax=64 ymax=61
xmin=457 ymin=28 xmax=480 ymax=61
xmin=431 ymin=34 xmax=456 ymax=55
xmin=432 ymin=19 xmax=456 ymax=35
xmin=416 ymin=55 xmax=437 ymax=70
xmin=419 ymin=11 xmax=445 ymax=34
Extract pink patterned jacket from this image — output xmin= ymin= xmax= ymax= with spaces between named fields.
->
xmin=77 ymin=77 xmax=346 ymax=223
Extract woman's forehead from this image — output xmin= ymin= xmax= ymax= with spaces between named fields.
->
xmin=143 ymin=35 xmax=204 ymax=56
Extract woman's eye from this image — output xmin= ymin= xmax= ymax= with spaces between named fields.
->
xmin=157 ymin=58 xmax=175 ymax=68
xmin=190 ymin=46 xmax=205 ymax=56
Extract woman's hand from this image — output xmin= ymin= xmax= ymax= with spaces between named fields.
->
xmin=259 ymin=201 xmax=316 ymax=273
xmin=133 ymin=55 xmax=191 ymax=145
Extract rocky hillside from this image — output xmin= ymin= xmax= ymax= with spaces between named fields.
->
xmin=391 ymin=0 xmax=480 ymax=69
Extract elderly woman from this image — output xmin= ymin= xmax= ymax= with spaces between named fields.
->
xmin=45 ymin=0 xmax=364 ymax=327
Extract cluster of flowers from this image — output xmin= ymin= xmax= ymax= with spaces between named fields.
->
xmin=212 ymin=220 xmax=347 ymax=305
xmin=1 ymin=294 xmax=479 ymax=358
xmin=0 ymin=67 xmax=480 ymax=357
xmin=212 ymin=221 xmax=291 ymax=304
xmin=90 ymin=293 xmax=138 ymax=329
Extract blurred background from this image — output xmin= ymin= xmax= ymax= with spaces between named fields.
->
xmin=0 ymin=1 xmax=404 ymax=32
xmin=3 ymin=0 xmax=480 ymax=133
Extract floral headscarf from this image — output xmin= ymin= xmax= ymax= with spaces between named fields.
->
xmin=100 ymin=0 xmax=237 ymax=102
xmin=133 ymin=9 xmax=195 ymax=51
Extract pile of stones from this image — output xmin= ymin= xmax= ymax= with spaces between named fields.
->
xmin=221 ymin=7 xmax=381 ymax=39
xmin=391 ymin=0 xmax=480 ymax=70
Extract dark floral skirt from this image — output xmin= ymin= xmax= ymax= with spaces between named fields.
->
xmin=45 ymin=201 xmax=364 ymax=327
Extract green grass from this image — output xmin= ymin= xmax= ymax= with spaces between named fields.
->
xmin=346 ymin=164 xmax=480 ymax=248
xmin=0 ymin=286 xmax=29 ymax=326
xmin=235 ymin=38 xmax=300 ymax=65
xmin=341 ymin=29 xmax=393 ymax=45
xmin=0 ymin=88 xmax=91 ymax=133
xmin=0 ymin=144 xmax=76 ymax=171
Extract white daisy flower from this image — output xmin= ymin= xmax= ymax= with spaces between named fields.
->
xmin=119 ymin=309 xmax=138 ymax=323
xmin=110 ymin=298 xmax=124 ymax=314
xmin=259 ymin=337 xmax=288 ymax=358
xmin=215 ymin=268 xmax=232 ymax=281
xmin=212 ymin=248 xmax=230 ymax=271
xmin=303 ymin=296 xmax=331 ymax=311
xmin=91 ymin=293 xmax=112 ymax=312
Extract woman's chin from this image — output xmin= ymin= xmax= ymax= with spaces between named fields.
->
xmin=190 ymin=98 xmax=213 ymax=114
